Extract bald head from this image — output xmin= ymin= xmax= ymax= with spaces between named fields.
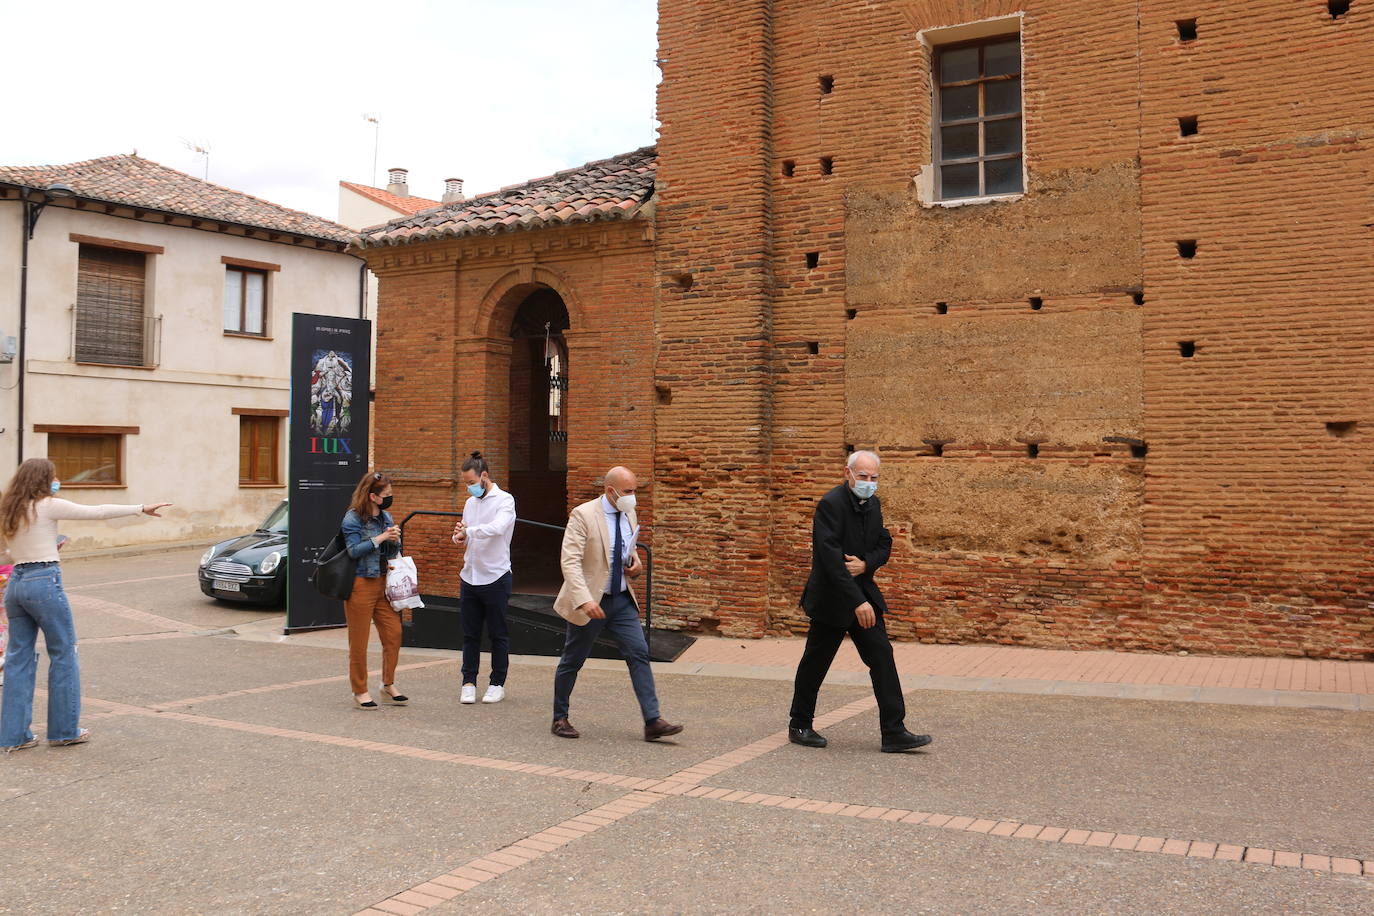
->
xmin=603 ymin=466 xmax=637 ymax=509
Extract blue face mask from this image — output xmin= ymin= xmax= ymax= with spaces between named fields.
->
xmin=51 ymin=480 xmax=61 ymax=494
xmin=849 ymin=473 xmax=877 ymax=500
xmin=467 ymin=482 xmax=485 ymax=499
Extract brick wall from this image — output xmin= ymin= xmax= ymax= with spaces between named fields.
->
xmin=369 ymin=0 xmax=1373 ymax=659
xmin=364 ymin=222 xmax=656 ymax=601
xmin=651 ymin=0 xmax=1374 ymax=658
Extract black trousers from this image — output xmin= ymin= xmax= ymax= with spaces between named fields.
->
xmin=460 ymin=571 xmax=512 ymax=687
xmin=789 ymin=613 xmax=906 ymax=736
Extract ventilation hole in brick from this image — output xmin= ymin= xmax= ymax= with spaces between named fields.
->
xmin=845 ymin=308 xmax=857 ymax=320
xmin=1329 ymin=1 xmax=1351 ymax=19
xmin=672 ymin=273 xmax=694 ymax=291
xmin=807 ymin=341 xmax=820 ymax=355
xmin=922 ymin=439 xmax=948 ymax=458
xmin=1026 ymin=443 xmax=1039 ymax=458
xmin=781 ymin=159 xmax=796 ymax=177
xmin=805 ymin=252 xmax=820 ymax=269
xmin=1131 ymin=442 xmax=1149 ymax=459
xmin=1132 ymin=290 xmax=1146 ymax=306
xmin=1178 ymin=340 xmax=1196 ymax=358
xmin=1176 ymin=18 xmax=1197 ymax=41
xmin=1326 ymin=420 xmax=1358 ymax=438
xmin=844 ymin=443 xmax=855 ymax=453
xmin=1179 ymin=115 xmax=1199 ymax=136
xmin=819 ymin=74 xmax=834 ymax=95
xmin=819 ymin=156 xmax=834 ymax=175
xmin=1176 ymin=240 xmax=1197 ymax=259
xmin=655 ymin=384 xmax=673 ymax=405
xmin=1029 ymin=296 xmax=1043 ymax=311
xmin=935 ymin=302 xmax=949 ymax=314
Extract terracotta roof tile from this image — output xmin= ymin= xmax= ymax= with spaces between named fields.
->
xmin=354 ymin=146 xmax=656 ymax=248
xmin=0 ymin=154 xmax=353 ymax=243
xmin=339 ymin=181 xmax=439 ymax=216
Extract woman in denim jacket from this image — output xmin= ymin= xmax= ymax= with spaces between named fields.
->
xmin=341 ymin=470 xmax=407 ymax=709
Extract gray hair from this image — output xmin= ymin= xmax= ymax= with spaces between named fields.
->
xmin=847 ymin=449 xmax=880 ymax=469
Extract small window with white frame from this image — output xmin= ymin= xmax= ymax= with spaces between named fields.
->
xmin=933 ymin=33 xmax=1023 ymax=201
xmin=223 ymin=265 xmax=268 ymax=336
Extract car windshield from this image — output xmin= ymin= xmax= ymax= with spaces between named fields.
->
xmin=259 ymin=501 xmax=288 ymax=533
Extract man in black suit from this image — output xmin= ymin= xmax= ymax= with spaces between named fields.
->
xmin=788 ymin=450 xmax=932 ymax=753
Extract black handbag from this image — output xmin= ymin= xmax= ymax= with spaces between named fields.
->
xmin=310 ymin=531 xmax=358 ymax=601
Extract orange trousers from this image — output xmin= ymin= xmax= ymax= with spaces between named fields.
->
xmin=345 ymin=575 xmax=401 ymax=696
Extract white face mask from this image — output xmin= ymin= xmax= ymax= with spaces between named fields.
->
xmin=611 ymin=488 xmax=637 ymax=513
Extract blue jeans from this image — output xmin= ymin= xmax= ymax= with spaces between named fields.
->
xmin=1 ymin=563 xmax=81 ymax=746
xmin=553 ymin=591 xmax=659 ymax=723
xmin=460 ymin=572 xmax=512 ymax=687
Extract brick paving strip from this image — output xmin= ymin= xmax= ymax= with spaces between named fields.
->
xmin=353 ymin=697 xmax=886 ymax=915
xmin=67 ymin=594 xmax=203 ymax=635
xmin=676 ymin=637 xmax=1374 ymax=696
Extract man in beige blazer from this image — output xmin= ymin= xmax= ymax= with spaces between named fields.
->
xmin=551 ymin=466 xmax=683 ymax=741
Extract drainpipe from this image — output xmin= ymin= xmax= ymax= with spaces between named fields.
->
xmin=358 ymin=259 xmax=367 ymax=320
xmin=16 ymin=199 xmax=28 ymax=466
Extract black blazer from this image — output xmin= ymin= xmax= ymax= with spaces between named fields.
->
xmin=800 ymin=483 xmax=893 ymax=627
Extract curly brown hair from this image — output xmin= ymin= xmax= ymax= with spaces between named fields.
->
xmin=0 ymin=458 xmax=57 ymax=540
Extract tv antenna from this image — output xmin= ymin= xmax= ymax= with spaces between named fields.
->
xmin=181 ymin=139 xmax=211 ymax=179
xmin=363 ymin=114 xmax=380 ymax=186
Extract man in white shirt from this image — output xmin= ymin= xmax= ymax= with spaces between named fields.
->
xmin=550 ymin=466 xmax=682 ymax=741
xmin=451 ymin=452 xmax=516 ymax=704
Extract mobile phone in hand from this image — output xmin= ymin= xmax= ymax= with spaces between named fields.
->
xmin=56 ymin=535 xmax=69 ymax=549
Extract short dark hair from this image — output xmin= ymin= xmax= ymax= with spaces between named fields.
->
xmin=461 ymin=451 xmax=489 ymax=476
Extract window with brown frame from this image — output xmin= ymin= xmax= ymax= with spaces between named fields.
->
xmin=934 ymin=34 xmax=1024 ymax=201
xmin=224 ymin=266 xmax=268 ymax=336
xmin=47 ymin=433 xmax=123 ymax=486
xmin=239 ymin=415 xmax=281 ymax=485
xmin=76 ymin=245 xmax=148 ymax=366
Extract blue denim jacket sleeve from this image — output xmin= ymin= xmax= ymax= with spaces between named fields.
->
xmin=341 ymin=510 xmax=377 ymax=561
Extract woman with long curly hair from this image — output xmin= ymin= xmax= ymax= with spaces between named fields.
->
xmin=0 ymin=458 xmax=169 ymax=752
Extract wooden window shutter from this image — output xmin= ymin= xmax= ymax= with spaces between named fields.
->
xmin=76 ymin=245 xmax=147 ymax=366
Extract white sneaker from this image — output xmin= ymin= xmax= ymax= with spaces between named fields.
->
xmin=461 ymin=683 xmax=477 ymax=704
xmin=482 ymin=685 xmax=505 ymax=704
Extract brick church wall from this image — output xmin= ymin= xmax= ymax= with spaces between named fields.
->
xmin=363 ymin=222 xmax=656 ymax=600
xmin=653 ymin=0 xmax=1374 ymax=657
xmin=369 ymin=0 xmax=1372 ymax=659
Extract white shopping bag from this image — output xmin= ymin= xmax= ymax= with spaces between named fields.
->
xmin=385 ymin=556 xmax=425 ymax=612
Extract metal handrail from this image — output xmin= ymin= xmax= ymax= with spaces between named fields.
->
xmin=397 ymin=510 xmax=654 ymax=654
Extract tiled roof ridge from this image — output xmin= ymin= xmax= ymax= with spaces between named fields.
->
xmin=339 ymin=180 xmax=440 ymax=215
xmin=355 ymin=145 xmax=656 ymax=248
xmin=501 ymin=144 xmax=657 ymax=194
xmin=0 ymin=153 xmax=353 ymax=243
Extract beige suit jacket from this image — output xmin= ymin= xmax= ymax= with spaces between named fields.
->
xmin=553 ymin=497 xmax=640 ymax=626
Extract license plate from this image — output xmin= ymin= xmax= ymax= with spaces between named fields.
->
xmin=213 ymin=579 xmax=241 ymax=592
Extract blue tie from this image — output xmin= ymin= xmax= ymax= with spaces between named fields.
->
xmin=610 ymin=510 xmax=624 ymax=594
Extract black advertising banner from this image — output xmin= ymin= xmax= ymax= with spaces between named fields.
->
xmin=286 ymin=313 xmax=371 ymax=631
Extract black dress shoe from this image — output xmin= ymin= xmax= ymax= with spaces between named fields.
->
xmin=644 ymin=718 xmax=684 ymax=741
xmin=788 ymin=727 xmax=827 ymax=748
xmin=880 ymin=730 xmax=933 ymax=753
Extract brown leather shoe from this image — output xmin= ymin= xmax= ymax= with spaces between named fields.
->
xmin=551 ymin=718 xmax=580 ymax=739
xmin=644 ymin=718 xmax=684 ymax=741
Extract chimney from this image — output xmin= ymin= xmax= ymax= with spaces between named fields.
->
xmin=442 ymin=177 xmax=465 ymax=204
xmin=386 ymin=167 xmax=409 ymax=197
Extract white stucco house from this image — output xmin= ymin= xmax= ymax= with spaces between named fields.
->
xmin=0 ymin=154 xmax=364 ymax=551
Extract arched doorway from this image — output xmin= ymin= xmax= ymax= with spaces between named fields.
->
xmin=507 ymin=287 xmax=569 ymax=593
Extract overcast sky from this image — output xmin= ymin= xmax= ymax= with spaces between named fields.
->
xmin=3 ymin=0 xmax=659 ymax=222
